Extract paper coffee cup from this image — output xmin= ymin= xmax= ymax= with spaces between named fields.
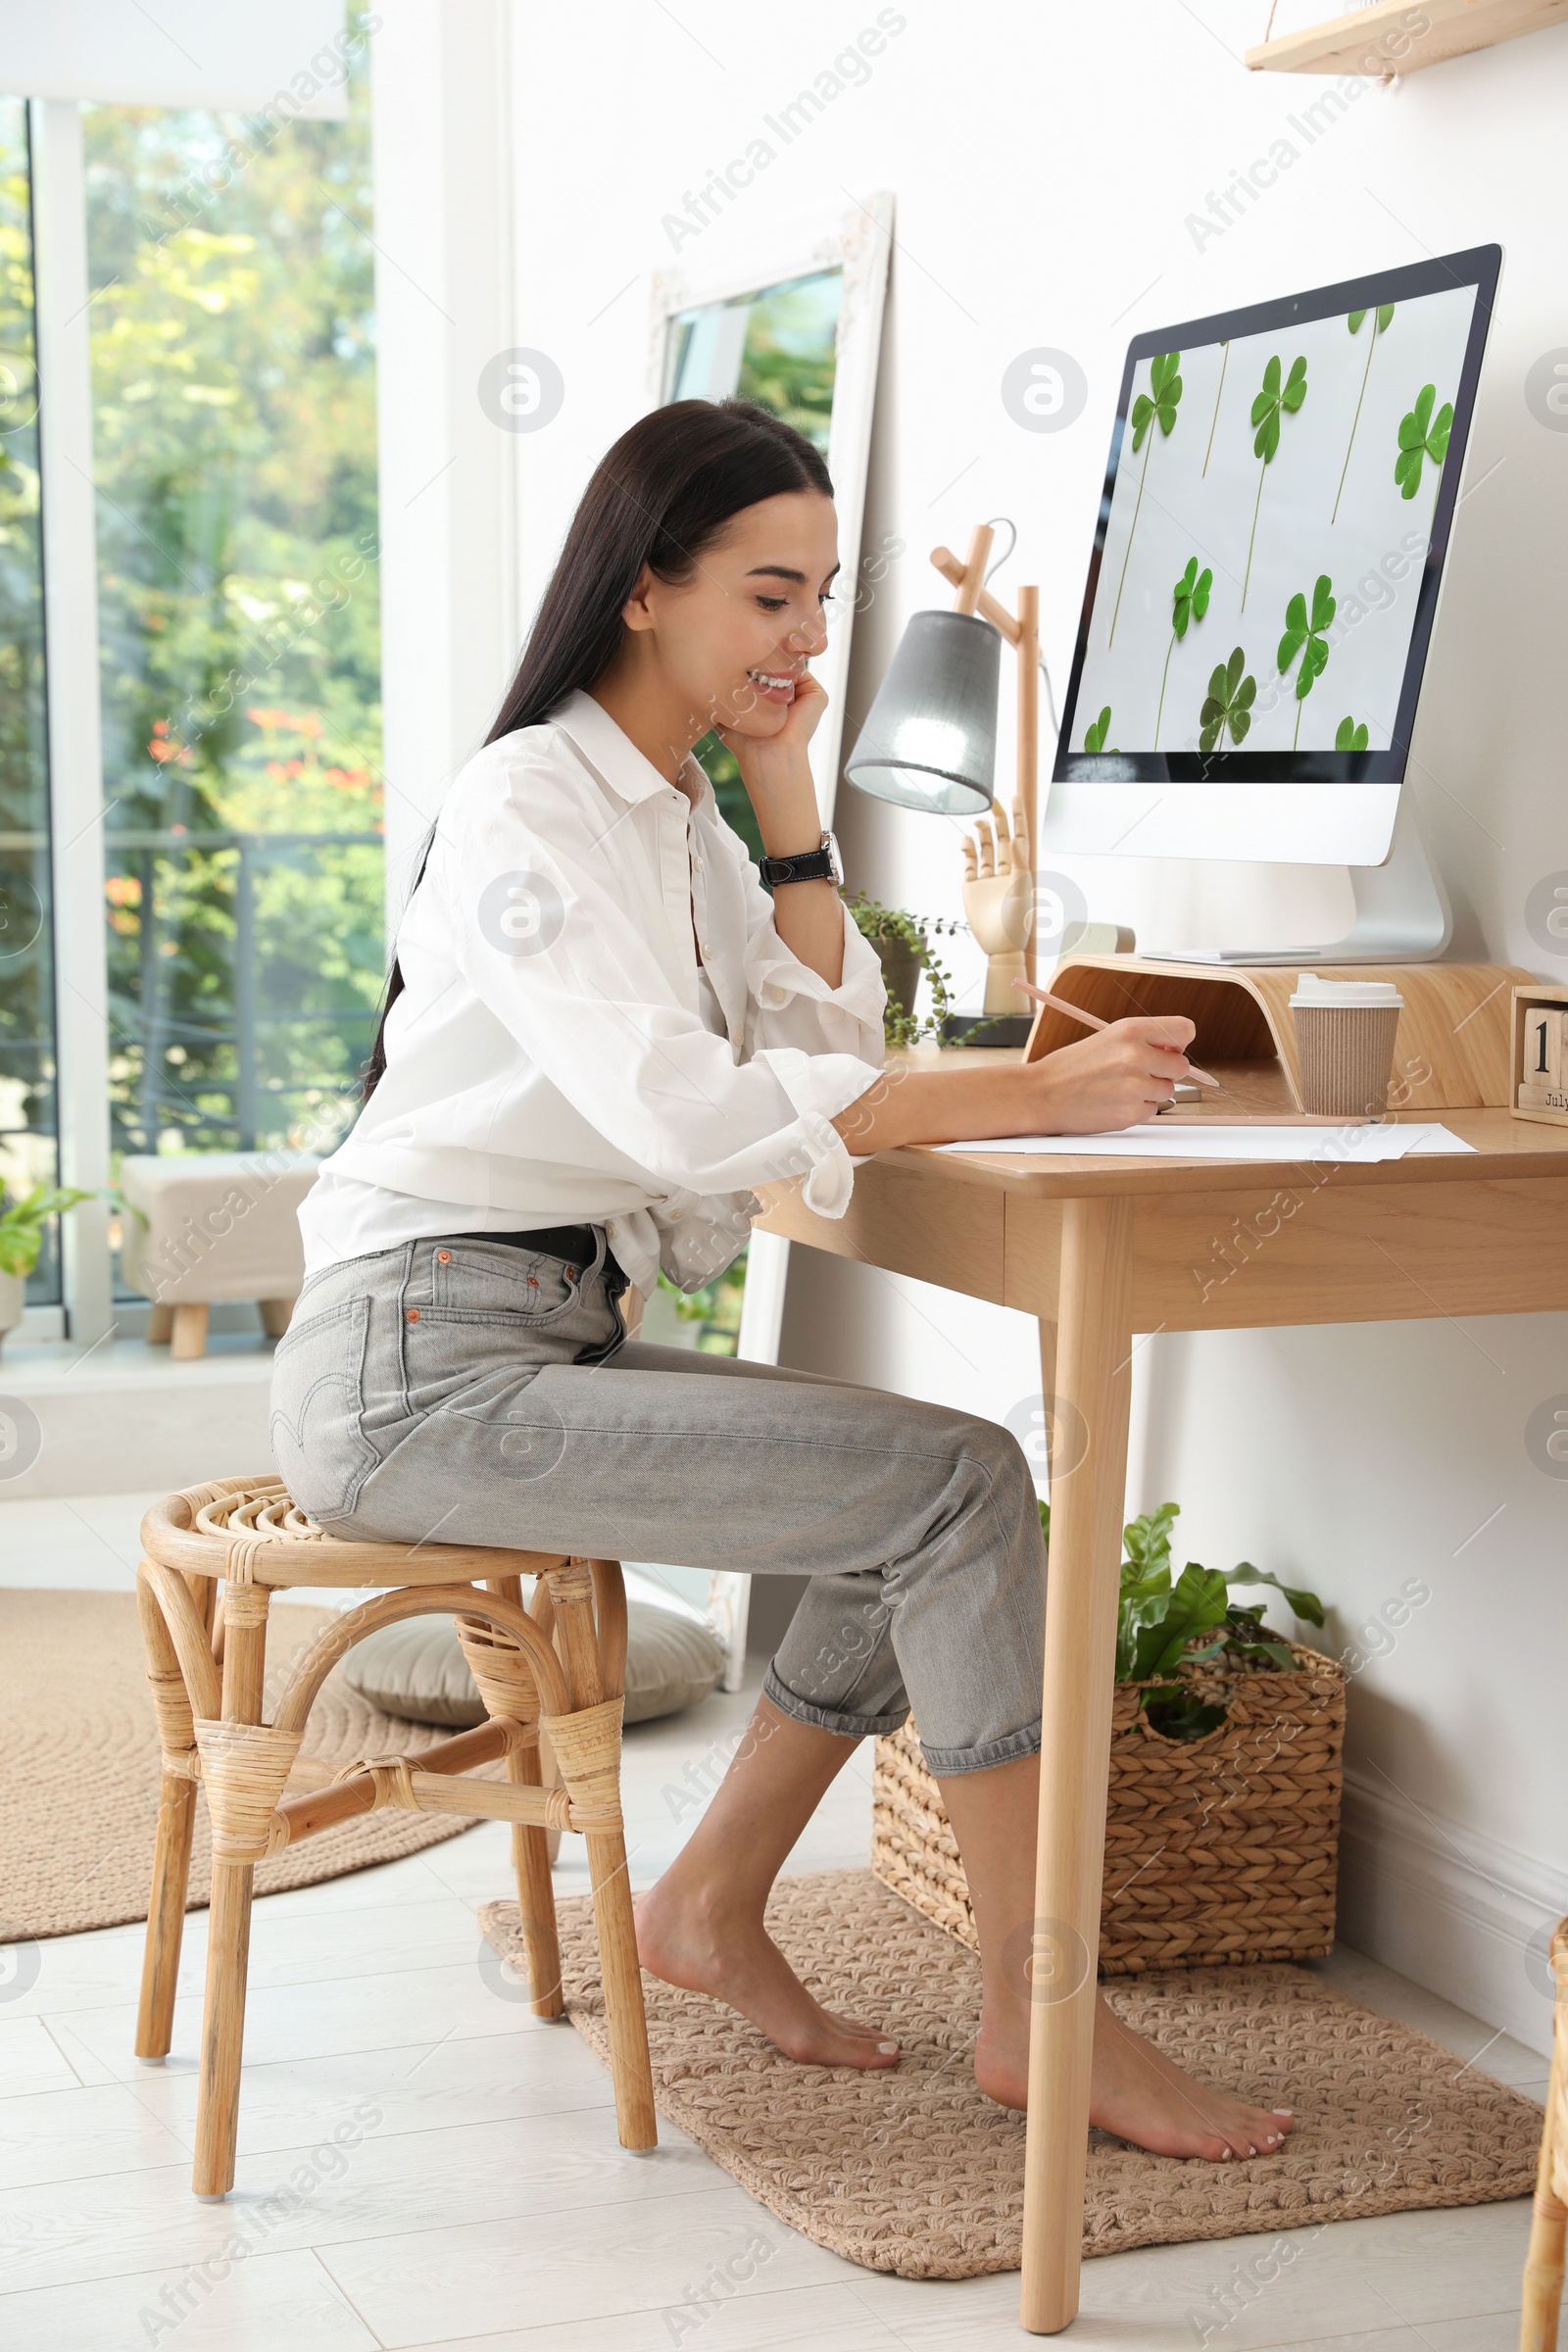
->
xmin=1288 ymin=973 xmax=1403 ymax=1118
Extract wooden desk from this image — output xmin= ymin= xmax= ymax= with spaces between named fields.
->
xmin=758 ymin=1101 xmax=1568 ymax=2334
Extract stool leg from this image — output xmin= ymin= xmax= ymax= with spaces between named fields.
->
xmin=134 ymin=1568 xmax=214 ymax=2062
xmin=584 ymin=1824 xmax=657 ymax=2151
xmin=481 ymin=1573 xmax=564 ymax=2016
xmin=547 ymin=1559 xmax=656 ymax=2151
xmin=171 ymin=1302 xmax=209 ymax=1360
xmin=136 ymin=1773 xmax=198 ymax=2062
xmin=1522 ymin=2073 xmax=1565 ymax=2352
xmin=195 ymin=1859 xmax=255 ymax=2197
xmin=509 ymin=1740 xmax=564 ymax=2018
xmin=193 ymin=1582 xmax=269 ymax=2199
xmin=146 ymin=1302 xmax=173 ymax=1345
xmin=258 ymin=1298 xmax=293 ymax=1339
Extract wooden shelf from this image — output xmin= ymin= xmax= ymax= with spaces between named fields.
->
xmin=1247 ymin=0 xmax=1568 ymax=76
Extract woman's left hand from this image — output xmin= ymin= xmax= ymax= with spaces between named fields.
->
xmin=716 ymin=668 xmax=828 ymax=808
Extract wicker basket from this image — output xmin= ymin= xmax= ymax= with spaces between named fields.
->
xmin=871 ymin=1641 xmax=1345 ymax=1975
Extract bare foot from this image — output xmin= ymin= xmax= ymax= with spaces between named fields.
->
xmin=636 ymin=1874 xmax=900 ymax=2072
xmin=974 ymin=1992 xmax=1296 ymax=2161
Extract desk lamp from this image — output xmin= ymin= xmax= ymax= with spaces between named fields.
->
xmin=846 ymin=520 xmax=1044 ymax=999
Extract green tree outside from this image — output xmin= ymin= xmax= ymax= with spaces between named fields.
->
xmin=83 ymin=24 xmax=381 ymax=1166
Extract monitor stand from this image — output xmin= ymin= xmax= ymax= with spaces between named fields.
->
xmin=1153 ymin=793 xmax=1453 ymax=966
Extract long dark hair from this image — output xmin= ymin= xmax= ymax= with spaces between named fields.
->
xmin=361 ymin=398 xmax=832 ymax=1098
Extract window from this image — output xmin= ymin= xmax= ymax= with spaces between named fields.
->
xmin=84 ymin=75 xmax=380 ymax=1180
xmin=0 ymin=30 xmax=380 ymax=1336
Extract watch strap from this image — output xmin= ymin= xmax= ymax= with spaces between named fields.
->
xmin=760 ymin=834 xmax=837 ymax=887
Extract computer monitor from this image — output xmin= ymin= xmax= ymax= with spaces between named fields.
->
xmin=1042 ymin=244 xmax=1500 ymax=870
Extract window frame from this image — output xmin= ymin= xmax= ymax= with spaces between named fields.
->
xmin=15 ymin=9 xmax=513 ymax=1345
xmin=24 ymin=97 xmax=112 ymax=1344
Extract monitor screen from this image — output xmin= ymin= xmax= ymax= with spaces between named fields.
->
xmin=1052 ymin=246 xmax=1499 ymax=799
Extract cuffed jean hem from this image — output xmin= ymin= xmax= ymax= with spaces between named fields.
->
xmin=919 ymin=1717 xmax=1043 ymax=1777
xmin=761 ymin=1663 xmax=910 ymax=1743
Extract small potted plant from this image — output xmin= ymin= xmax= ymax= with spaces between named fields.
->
xmin=873 ymin=1501 xmax=1346 ymax=1975
xmin=844 ymin=892 xmax=959 ymax=1047
xmin=0 ymin=1186 xmax=98 ymax=1351
xmin=1107 ymin=1498 xmax=1324 ymax=1740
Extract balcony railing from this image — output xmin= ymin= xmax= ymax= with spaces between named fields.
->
xmin=106 ymin=825 xmax=384 ymax=1157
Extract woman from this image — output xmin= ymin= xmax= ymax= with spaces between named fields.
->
xmin=275 ymin=398 xmax=1293 ymax=2160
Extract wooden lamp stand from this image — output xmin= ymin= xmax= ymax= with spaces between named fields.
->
xmin=931 ymin=522 xmax=1042 ymax=995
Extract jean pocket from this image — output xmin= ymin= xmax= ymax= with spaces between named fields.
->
xmin=429 ymin=1239 xmax=583 ymax=1326
xmin=270 ymin=1292 xmax=378 ymax=1521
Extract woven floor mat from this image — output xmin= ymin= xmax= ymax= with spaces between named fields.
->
xmin=478 ymin=1867 xmax=1541 ymax=2279
xmin=3 ymin=1591 xmax=484 ymax=1941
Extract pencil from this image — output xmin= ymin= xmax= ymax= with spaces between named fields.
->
xmin=1150 ymin=1108 xmax=1372 ymax=1125
xmin=1013 ymin=978 xmax=1223 ymax=1091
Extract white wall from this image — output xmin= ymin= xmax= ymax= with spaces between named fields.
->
xmin=370 ymin=0 xmax=518 ymax=922
xmin=458 ymin=0 xmax=1567 ymax=2046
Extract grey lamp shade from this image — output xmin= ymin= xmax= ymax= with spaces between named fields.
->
xmin=845 ymin=609 xmax=1000 ymax=815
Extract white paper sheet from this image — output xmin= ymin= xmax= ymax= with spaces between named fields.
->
xmin=932 ymin=1123 xmax=1475 ymax=1163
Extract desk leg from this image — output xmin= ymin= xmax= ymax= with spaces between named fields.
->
xmin=1019 ymin=1197 xmax=1134 ymax=2334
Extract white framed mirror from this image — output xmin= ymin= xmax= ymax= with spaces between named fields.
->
xmin=635 ymin=193 xmax=893 ymax=1685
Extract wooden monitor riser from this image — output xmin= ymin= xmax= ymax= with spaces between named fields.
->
xmin=1022 ymin=956 xmax=1529 ymax=1116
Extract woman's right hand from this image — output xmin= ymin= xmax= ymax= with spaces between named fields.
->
xmin=830 ymin=1015 xmax=1200 ymax=1156
xmin=1017 ymin=1016 xmax=1199 ymax=1133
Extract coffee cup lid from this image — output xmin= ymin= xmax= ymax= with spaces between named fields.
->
xmin=1289 ymin=971 xmax=1404 ymax=1009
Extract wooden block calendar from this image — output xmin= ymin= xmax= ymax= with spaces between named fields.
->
xmin=1512 ymin=983 xmax=1568 ymax=1125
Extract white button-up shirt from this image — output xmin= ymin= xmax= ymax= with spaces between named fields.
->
xmin=300 ymin=690 xmax=887 ymax=1295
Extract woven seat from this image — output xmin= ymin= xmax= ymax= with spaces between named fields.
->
xmin=134 ymin=1475 xmax=655 ymax=2197
xmin=1522 ymin=1918 xmax=1568 ymax=2351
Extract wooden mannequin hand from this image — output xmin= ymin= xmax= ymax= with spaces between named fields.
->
xmin=961 ymin=797 xmax=1033 ymax=956
xmin=962 ymin=798 xmax=1033 ymax=1013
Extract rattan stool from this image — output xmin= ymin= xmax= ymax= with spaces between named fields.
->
xmin=1522 ymin=1918 xmax=1568 ymax=2352
xmin=133 ymin=1475 xmax=656 ymax=2198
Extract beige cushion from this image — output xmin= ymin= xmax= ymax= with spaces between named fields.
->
xmin=342 ymin=1599 xmax=726 ymax=1729
xmin=119 ymin=1152 xmax=319 ymax=1305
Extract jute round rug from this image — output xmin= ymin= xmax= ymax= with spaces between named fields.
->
xmin=479 ymin=1867 xmax=1542 ymax=2278
xmin=2 ymin=1590 xmax=484 ymax=1941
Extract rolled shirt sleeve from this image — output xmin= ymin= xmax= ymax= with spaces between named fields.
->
xmin=735 ymin=846 xmax=888 ymax=1066
xmin=322 ymin=700 xmax=896 ymax=1298
xmin=433 ymin=767 xmax=883 ymax=1213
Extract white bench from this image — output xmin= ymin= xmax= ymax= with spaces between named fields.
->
xmin=119 ymin=1152 xmax=319 ymax=1359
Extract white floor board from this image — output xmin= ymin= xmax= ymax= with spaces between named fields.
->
xmin=0 ymin=2109 xmax=725 ymax=2299
xmin=315 ymin=2184 xmax=858 ymax=2347
xmin=0 ymin=2013 xmax=88 ymax=2100
xmin=0 ymin=2246 xmax=381 ymax=2352
xmin=0 ymin=2077 xmax=190 ymax=2188
xmin=401 ymin=2279 xmax=907 ymax=2352
xmin=134 ymin=2028 xmax=617 ymax=2158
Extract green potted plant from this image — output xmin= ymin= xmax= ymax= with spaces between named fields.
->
xmin=1101 ymin=1497 xmax=1323 ymax=1740
xmin=658 ymin=1252 xmax=749 ymax=1354
xmin=873 ymin=1500 xmax=1346 ymax=1976
xmin=844 ymin=893 xmax=959 ymax=1048
xmin=0 ymin=1186 xmax=98 ymax=1352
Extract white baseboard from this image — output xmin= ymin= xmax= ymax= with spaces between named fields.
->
xmin=1338 ymin=1766 xmax=1567 ymax=2058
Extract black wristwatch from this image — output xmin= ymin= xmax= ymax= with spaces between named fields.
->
xmin=759 ymin=830 xmax=842 ymax=888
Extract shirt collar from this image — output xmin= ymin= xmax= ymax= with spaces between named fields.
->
xmin=549 ymin=688 xmax=696 ymax=808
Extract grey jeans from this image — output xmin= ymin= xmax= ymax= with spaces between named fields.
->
xmin=270 ymin=1228 xmax=1046 ymax=1773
